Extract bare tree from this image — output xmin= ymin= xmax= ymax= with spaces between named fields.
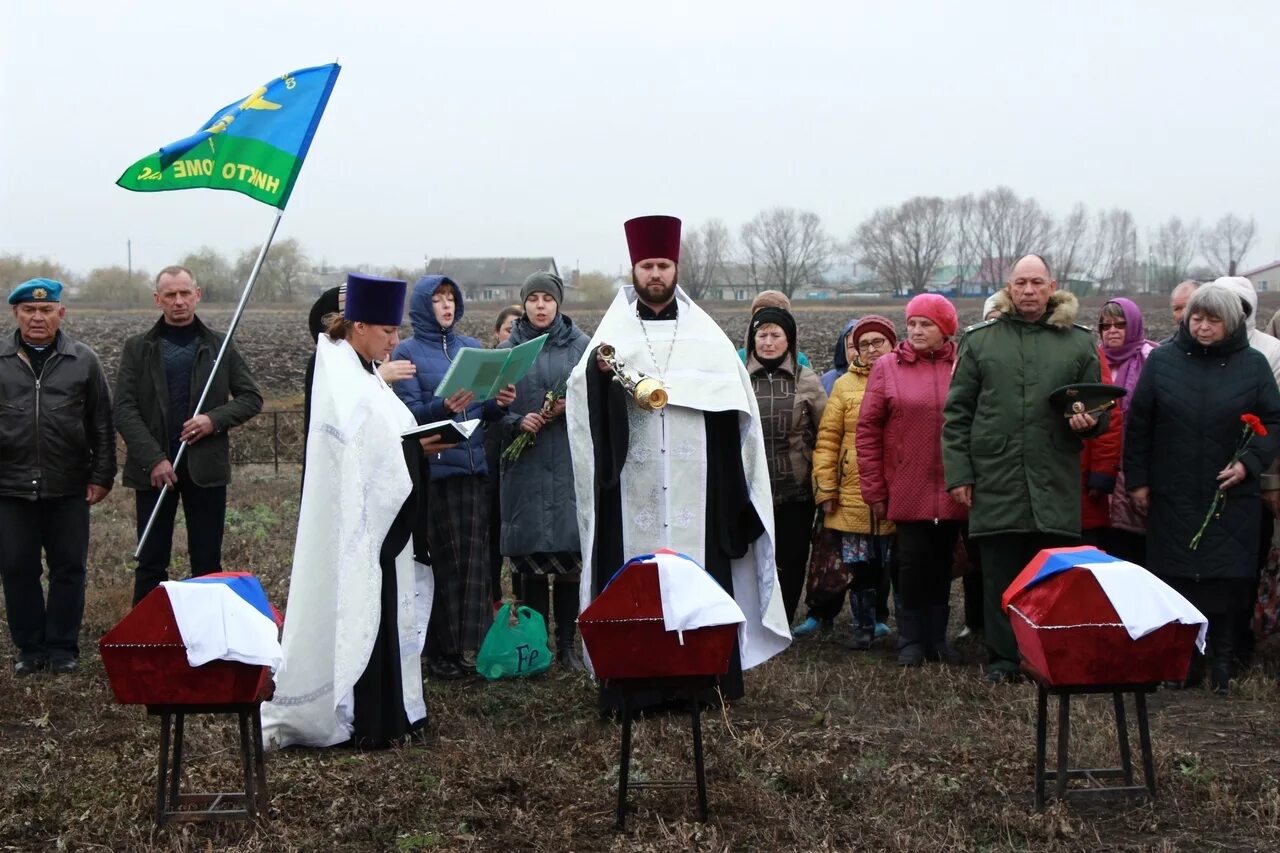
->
xmin=1149 ymin=216 xmax=1200 ymax=293
xmin=180 ymin=246 xmax=235 ymax=302
xmin=679 ymin=218 xmax=732 ymax=301
xmin=1047 ymin=203 xmax=1100 ymax=289
xmin=969 ymin=187 xmax=1052 ymax=286
xmin=855 ymin=196 xmax=953 ymax=295
xmin=951 ymin=194 xmax=980 ymax=282
xmin=235 ymin=237 xmax=309 ymax=301
xmin=0 ymin=254 xmax=79 ymax=295
xmin=1093 ymin=208 xmax=1139 ymax=292
xmin=80 ymin=266 xmax=152 ymax=304
xmin=740 ymin=207 xmax=833 ymax=298
xmin=1200 ymin=213 xmax=1256 ymax=276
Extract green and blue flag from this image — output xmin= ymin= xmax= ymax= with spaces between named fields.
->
xmin=117 ymin=63 xmax=341 ymax=209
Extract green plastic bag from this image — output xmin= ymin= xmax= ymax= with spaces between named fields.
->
xmin=476 ymin=603 xmax=551 ymax=680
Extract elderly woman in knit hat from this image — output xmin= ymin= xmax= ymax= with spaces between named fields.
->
xmin=856 ymin=295 xmax=968 ymax=665
xmin=737 ymin=290 xmax=812 ymax=368
xmin=810 ymin=315 xmax=898 ymax=648
xmin=497 ymin=272 xmax=590 ymax=669
xmin=744 ymin=305 xmax=827 ymax=624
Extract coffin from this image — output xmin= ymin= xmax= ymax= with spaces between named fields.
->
xmin=1003 ymin=547 xmax=1205 ymax=686
xmin=100 ymin=573 xmax=283 ymax=705
xmin=579 ymin=551 xmax=740 ymax=680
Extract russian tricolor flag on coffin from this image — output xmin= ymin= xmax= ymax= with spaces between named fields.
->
xmin=159 ymin=573 xmax=284 ymax=670
xmin=1002 ymin=547 xmax=1207 ymax=686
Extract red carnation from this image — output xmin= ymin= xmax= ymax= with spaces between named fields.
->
xmin=1242 ymin=413 xmax=1268 ymax=437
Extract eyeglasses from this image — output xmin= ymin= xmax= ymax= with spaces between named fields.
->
xmin=856 ymin=337 xmax=890 ymax=352
xmin=1097 ymin=321 xmax=1127 ymax=331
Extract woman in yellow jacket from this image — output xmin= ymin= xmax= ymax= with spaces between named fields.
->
xmin=810 ymin=315 xmax=897 ymax=649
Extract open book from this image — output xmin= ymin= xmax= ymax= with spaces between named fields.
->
xmin=435 ymin=335 xmax=547 ymax=402
xmin=402 ymin=418 xmax=481 ymax=444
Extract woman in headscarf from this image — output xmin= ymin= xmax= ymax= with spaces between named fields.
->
xmin=810 ymin=315 xmax=898 ymax=649
xmin=744 ymin=305 xmax=827 ymax=624
xmin=1097 ymin=297 xmax=1158 ymax=565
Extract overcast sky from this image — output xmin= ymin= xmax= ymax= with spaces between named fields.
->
xmin=3 ymin=1 xmax=1278 ymax=281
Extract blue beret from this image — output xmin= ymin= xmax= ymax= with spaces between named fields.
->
xmin=9 ymin=278 xmax=63 ymax=305
xmin=344 ymin=273 xmax=406 ymax=326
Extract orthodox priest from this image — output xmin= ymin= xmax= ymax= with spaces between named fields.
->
xmin=567 ymin=215 xmax=791 ymax=713
xmin=262 ymin=273 xmax=436 ymax=749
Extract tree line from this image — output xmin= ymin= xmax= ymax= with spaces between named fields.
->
xmin=0 ymin=239 xmax=409 ymax=305
xmin=2 ymin=189 xmax=1265 ymax=304
xmin=673 ymin=189 xmax=1262 ymax=299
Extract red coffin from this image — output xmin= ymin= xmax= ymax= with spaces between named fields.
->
xmin=1007 ymin=567 xmax=1200 ymax=686
xmin=579 ymin=560 xmax=737 ymax=680
xmin=99 ymin=579 xmax=280 ymax=705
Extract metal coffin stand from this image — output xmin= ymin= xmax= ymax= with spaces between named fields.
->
xmin=578 ymin=557 xmax=739 ymax=832
xmin=150 ymin=702 xmax=268 ymax=825
xmin=1031 ymin=677 xmax=1157 ymax=810
xmin=610 ymin=675 xmax=716 ymax=831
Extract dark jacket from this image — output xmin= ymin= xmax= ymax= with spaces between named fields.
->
xmin=497 ymin=314 xmax=589 ymax=556
xmin=0 ymin=330 xmax=116 ymax=499
xmin=392 ymin=276 xmax=506 ymax=481
xmin=942 ymin=290 xmax=1105 ymax=538
xmin=1124 ymin=323 xmax=1280 ymax=581
xmin=820 ymin=318 xmax=857 ymax=395
xmin=114 ymin=316 xmax=263 ymax=489
xmin=746 ymin=353 xmax=826 ymax=505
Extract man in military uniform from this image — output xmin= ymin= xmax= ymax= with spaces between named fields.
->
xmin=0 ymin=279 xmax=116 ymax=675
xmin=943 ymin=254 xmax=1106 ymax=682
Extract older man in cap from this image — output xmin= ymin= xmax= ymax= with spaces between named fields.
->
xmin=943 ymin=254 xmax=1107 ymax=683
xmin=114 ymin=265 xmax=263 ymax=604
xmin=567 ymin=214 xmax=791 ymax=713
xmin=0 ymin=279 xmax=115 ymax=675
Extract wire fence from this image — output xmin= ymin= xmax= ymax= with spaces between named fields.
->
xmin=105 ymin=411 xmax=307 ymax=474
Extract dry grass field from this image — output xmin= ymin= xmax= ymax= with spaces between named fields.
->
xmin=4 ymin=296 xmax=1280 ymax=851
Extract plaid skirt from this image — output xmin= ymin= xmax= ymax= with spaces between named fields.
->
xmin=426 ymin=475 xmax=492 ymax=654
xmin=511 ymin=551 xmax=582 ymax=576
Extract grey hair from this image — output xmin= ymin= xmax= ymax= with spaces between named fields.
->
xmin=1184 ymin=282 xmax=1244 ymax=336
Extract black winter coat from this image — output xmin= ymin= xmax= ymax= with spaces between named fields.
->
xmin=1124 ymin=323 xmax=1280 ymax=581
xmin=0 ymin=330 xmax=116 ymax=499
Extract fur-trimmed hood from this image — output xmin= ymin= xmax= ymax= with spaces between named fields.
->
xmin=990 ymin=289 xmax=1079 ymax=329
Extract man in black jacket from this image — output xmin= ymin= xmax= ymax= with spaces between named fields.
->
xmin=114 ymin=266 xmax=262 ymax=604
xmin=0 ymin=279 xmax=116 ymax=675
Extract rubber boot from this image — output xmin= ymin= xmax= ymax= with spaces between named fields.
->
xmin=925 ymin=604 xmax=961 ymax=664
xmin=844 ymin=589 xmax=876 ymax=650
xmin=896 ymin=609 xmax=925 ymax=666
xmin=552 ymin=576 xmax=583 ymax=671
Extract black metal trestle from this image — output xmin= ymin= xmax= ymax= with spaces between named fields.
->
xmin=148 ymin=702 xmax=268 ymax=825
xmin=610 ymin=676 xmax=716 ymax=830
xmin=1031 ymin=679 xmax=1157 ymax=810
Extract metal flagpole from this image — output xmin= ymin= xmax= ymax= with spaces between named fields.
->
xmin=134 ymin=209 xmax=284 ymax=558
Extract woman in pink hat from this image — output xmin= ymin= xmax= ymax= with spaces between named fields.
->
xmin=856 ymin=294 xmax=968 ymax=665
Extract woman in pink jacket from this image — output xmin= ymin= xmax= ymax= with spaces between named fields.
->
xmin=856 ymin=294 xmax=968 ymax=666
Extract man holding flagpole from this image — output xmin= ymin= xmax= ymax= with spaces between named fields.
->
xmin=114 ymin=266 xmax=262 ymax=604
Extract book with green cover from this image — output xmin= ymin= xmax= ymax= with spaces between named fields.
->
xmin=435 ymin=334 xmax=548 ymax=401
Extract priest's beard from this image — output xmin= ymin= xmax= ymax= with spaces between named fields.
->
xmin=631 ymin=271 xmax=678 ymax=311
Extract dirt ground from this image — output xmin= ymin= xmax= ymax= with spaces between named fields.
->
xmin=4 ymin=296 xmax=1280 ymax=851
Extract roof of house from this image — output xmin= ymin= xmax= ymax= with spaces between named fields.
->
xmin=1240 ymin=260 xmax=1280 ymax=278
xmin=424 ymin=257 xmax=557 ymax=287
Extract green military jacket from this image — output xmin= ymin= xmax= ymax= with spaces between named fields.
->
xmin=942 ymin=289 xmax=1103 ymax=538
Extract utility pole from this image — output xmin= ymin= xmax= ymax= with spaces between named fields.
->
xmin=127 ymin=239 xmax=132 ymax=277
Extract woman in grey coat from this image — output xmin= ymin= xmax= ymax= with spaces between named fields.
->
xmin=498 ymin=272 xmax=590 ymax=669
